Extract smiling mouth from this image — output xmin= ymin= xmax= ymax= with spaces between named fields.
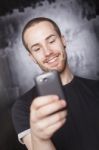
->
xmin=47 ymin=57 xmax=58 ymax=64
xmin=44 ymin=54 xmax=59 ymax=64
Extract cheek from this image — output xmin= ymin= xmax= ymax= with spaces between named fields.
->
xmin=59 ymin=49 xmax=66 ymax=60
xmin=33 ymin=53 xmax=44 ymax=63
xmin=54 ymin=42 xmax=65 ymax=52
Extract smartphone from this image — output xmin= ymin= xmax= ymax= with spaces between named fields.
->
xmin=34 ymin=70 xmax=65 ymax=100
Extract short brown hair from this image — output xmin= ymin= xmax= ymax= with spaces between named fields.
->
xmin=22 ymin=17 xmax=62 ymax=52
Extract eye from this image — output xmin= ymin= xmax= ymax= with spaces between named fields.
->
xmin=49 ymin=37 xmax=56 ymax=44
xmin=49 ymin=39 xmax=55 ymax=43
xmin=33 ymin=47 xmax=40 ymax=52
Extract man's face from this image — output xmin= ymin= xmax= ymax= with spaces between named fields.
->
xmin=24 ymin=21 xmax=67 ymax=73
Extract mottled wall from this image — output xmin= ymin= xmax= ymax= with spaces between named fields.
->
xmin=0 ymin=0 xmax=99 ymax=149
xmin=0 ymin=0 xmax=99 ymax=96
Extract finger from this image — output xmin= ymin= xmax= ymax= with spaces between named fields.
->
xmin=30 ymin=100 xmax=66 ymax=122
xmin=36 ymin=110 xmax=67 ymax=130
xmin=31 ymin=95 xmax=59 ymax=110
xmin=36 ymin=100 xmax=66 ymax=119
xmin=45 ymin=118 xmax=66 ymax=137
xmin=30 ymin=108 xmax=37 ymax=122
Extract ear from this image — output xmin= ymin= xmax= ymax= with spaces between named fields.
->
xmin=28 ymin=53 xmax=37 ymax=64
xmin=61 ymin=35 xmax=66 ymax=48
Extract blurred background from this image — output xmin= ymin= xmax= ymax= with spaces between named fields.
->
xmin=0 ymin=0 xmax=99 ymax=149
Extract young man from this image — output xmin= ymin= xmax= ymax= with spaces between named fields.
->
xmin=12 ymin=17 xmax=99 ymax=150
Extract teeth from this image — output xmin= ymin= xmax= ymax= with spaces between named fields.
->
xmin=48 ymin=57 xmax=57 ymax=63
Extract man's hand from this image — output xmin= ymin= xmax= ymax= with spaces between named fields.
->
xmin=30 ymin=95 xmax=67 ymax=141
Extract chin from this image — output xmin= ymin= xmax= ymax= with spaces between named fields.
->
xmin=40 ymin=62 xmax=66 ymax=73
xmin=48 ymin=66 xmax=65 ymax=73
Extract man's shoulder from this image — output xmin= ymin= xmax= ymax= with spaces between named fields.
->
xmin=74 ymin=75 xmax=99 ymax=92
xmin=20 ymin=86 xmax=37 ymax=102
xmin=12 ymin=86 xmax=37 ymax=112
xmin=75 ymin=75 xmax=99 ymax=85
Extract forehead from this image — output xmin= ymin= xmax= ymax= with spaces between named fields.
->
xmin=24 ymin=21 xmax=58 ymax=46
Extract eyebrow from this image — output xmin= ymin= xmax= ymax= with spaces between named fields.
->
xmin=31 ymin=34 xmax=56 ymax=49
xmin=46 ymin=34 xmax=56 ymax=40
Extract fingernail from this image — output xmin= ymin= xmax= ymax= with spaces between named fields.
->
xmin=61 ymin=100 xmax=66 ymax=106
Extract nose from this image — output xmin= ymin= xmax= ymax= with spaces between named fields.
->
xmin=43 ymin=44 xmax=52 ymax=56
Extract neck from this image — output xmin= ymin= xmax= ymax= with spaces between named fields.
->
xmin=60 ymin=65 xmax=74 ymax=85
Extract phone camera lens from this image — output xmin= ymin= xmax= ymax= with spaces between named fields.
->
xmin=43 ymin=78 xmax=48 ymax=82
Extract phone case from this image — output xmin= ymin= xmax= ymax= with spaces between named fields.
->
xmin=34 ymin=71 xmax=65 ymax=99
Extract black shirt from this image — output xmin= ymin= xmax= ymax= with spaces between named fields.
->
xmin=12 ymin=76 xmax=99 ymax=150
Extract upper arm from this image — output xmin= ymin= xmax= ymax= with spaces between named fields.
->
xmin=12 ymin=87 xmax=36 ymax=135
xmin=23 ymin=133 xmax=33 ymax=150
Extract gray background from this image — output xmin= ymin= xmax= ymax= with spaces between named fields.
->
xmin=0 ymin=0 xmax=99 ymax=149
